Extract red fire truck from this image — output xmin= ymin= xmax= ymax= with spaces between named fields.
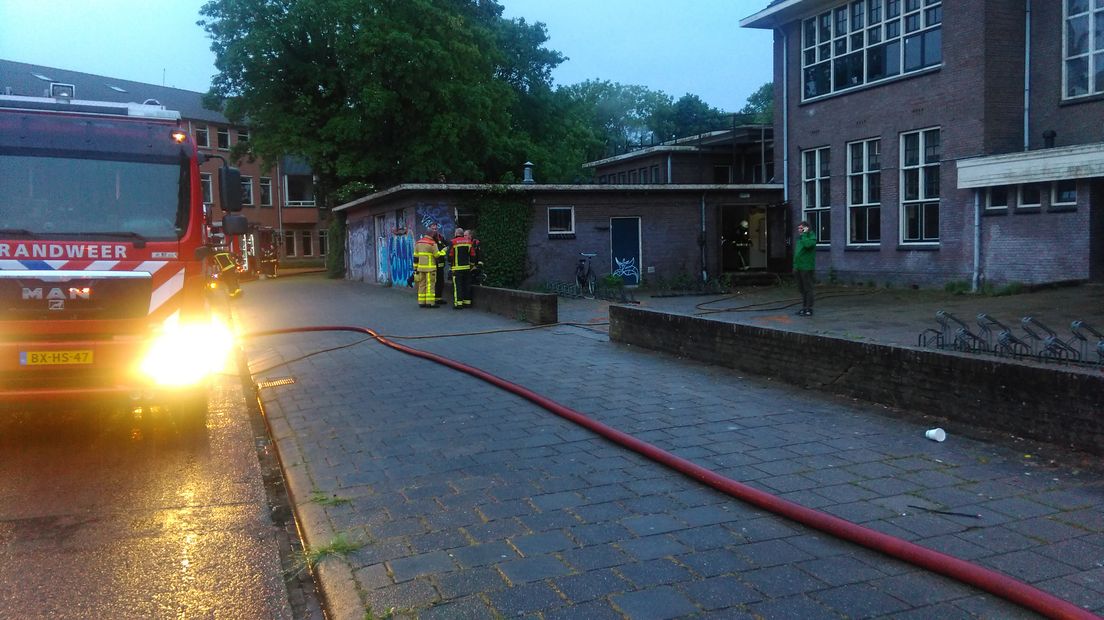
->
xmin=0 ymin=95 xmax=247 ymax=430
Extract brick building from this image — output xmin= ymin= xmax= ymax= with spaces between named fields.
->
xmin=0 ymin=59 xmax=324 ymax=267
xmin=742 ymin=0 xmax=1104 ymax=288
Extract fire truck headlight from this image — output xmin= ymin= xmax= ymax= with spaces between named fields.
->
xmin=139 ymin=316 xmax=236 ymax=386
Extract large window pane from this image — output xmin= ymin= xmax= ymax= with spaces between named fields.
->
xmin=905 ymin=204 xmax=920 ymax=240
xmin=867 ymin=207 xmax=881 ymax=241
xmin=1067 ymin=57 xmax=1090 ymax=96
xmin=805 ymin=63 xmax=831 ymax=97
xmin=1068 ymin=0 xmax=1089 ymax=15
xmin=1069 ymin=15 xmax=1090 ymax=55
xmin=904 ymin=133 xmax=919 ymax=166
xmin=923 ymin=203 xmax=939 ymax=239
xmin=834 ymin=51 xmax=864 ymax=89
xmin=904 ymin=169 xmax=920 ymax=200
xmin=869 ymin=172 xmax=881 ymax=202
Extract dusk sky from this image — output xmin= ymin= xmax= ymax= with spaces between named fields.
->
xmin=0 ymin=0 xmax=773 ymax=112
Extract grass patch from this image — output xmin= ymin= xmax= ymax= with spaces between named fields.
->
xmin=299 ymin=532 xmax=364 ymax=570
xmin=310 ymin=490 xmax=352 ymax=506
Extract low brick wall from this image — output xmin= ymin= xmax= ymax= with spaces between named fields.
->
xmin=609 ymin=306 xmax=1104 ymax=455
xmin=471 ymin=286 xmax=557 ymax=325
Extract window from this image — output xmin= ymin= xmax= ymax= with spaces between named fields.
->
xmin=284 ymin=231 xmax=296 ymax=257
xmin=1052 ymin=179 xmax=1078 ymax=206
xmin=650 ymin=165 xmax=660 ymax=183
xmin=237 ymin=128 xmax=250 ymax=143
xmin=599 ymin=175 xmax=608 ymax=184
xmin=195 ymin=125 xmax=209 ymax=149
xmin=259 ymin=177 xmax=272 ymax=207
xmin=241 ymin=175 xmax=254 ymax=206
xmin=802 ymin=0 xmax=941 ymax=100
xmin=900 ymin=127 xmax=940 ymax=243
xmin=302 ymin=231 xmax=313 ymax=256
xmin=1064 ymin=0 xmax=1104 ymax=98
xmin=319 ymin=230 xmax=328 ymax=256
xmin=1019 ymin=183 xmax=1043 ymax=208
xmin=629 ymin=170 xmax=638 ymax=184
xmin=284 ymin=175 xmax=315 ymax=207
xmin=802 ymin=147 xmax=832 ymax=244
xmin=217 ymin=127 xmax=230 ymax=150
xmin=847 ymin=138 xmax=881 ymax=244
xmin=639 ymin=168 xmax=649 ymax=183
xmin=548 ymin=206 xmax=575 ymax=235
xmin=200 ymin=172 xmax=213 ymax=205
xmin=985 ymin=186 xmax=1009 ymax=211
xmin=618 ymin=171 xmax=627 ymax=184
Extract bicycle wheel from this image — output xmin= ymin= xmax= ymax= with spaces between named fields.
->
xmin=585 ymin=271 xmax=596 ymax=296
xmin=575 ymin=264 xmax=586 ymax=293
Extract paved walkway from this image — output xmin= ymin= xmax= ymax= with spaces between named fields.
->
xmin=236 ymin=276 xmax=1104 ymax=619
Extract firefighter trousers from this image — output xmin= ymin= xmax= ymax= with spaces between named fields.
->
xmin=416 ymin=271 xmax=437 ymax=306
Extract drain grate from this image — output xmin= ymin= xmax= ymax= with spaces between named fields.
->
xmin=256 ymin=376 xmax=296 ymax=389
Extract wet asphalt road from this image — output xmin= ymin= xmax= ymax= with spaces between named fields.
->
xmin=0 ymin=373 xmax=294 ymax=618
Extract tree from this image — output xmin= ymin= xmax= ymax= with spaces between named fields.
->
xmin=199 ymin=0 xmax=569 ymax=202
xmin=649 ymin=93 xmax=729 ymax=142
xmin=738 ymin=82 xmax=774 ymax=125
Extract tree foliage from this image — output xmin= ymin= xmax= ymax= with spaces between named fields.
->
xmin=738 ymin=82 xmax=774 ymax=124
xmin=199 ymin=0 xmax=568 ymax=200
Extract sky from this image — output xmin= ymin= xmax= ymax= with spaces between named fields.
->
xmin=0 ymin=0 xmax=774 ymax=113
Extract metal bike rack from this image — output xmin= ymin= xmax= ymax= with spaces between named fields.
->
xmin=1021 ymin=316 xmax=1081 ymax=363
xmin=937 ymin=310 xmax=988 ymax=353
xmin=1070 ymin=320 xmax=1104 ymax=366
xmin=976 ymin=313 xmax=1031 ymax=358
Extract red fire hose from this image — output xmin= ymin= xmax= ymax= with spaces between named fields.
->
xmin=245 ymin=325 xmax=1100 ymax=620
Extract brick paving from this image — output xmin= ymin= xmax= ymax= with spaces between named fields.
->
xmin=237 ymin=276 xmax=1104 ymax=619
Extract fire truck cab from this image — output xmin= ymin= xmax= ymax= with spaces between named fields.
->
xmin=0 ymin=95 xmax=247 ymax=430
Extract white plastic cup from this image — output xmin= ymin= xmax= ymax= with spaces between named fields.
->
xmin=925 ymin=428 xmax=947 ymax=442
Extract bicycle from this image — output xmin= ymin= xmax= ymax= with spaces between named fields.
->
xmin=575 ymin=252 xmax=597 ymax=297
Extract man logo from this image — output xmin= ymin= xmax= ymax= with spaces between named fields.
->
xmin=22 ymin=287 xmax=92 ymax=308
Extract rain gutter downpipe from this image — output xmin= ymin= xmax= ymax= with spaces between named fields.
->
xmin=1024 ymin=0 xmax=1032 ymax=152
xmin=700 ymin=192 xmax=707 ymax=282
xmin=781 ymin=29 xmax=789 ymax=202
xmin=973 ymin=190 xmax=981 ymax=292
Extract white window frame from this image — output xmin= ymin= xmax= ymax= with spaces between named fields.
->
xmin=1063 ymin=0 xmax=1104 ymax=99
xmin=985 ymin=185 xmax=1009 ymax=211
xmin=801 ymin=0 xmax=943 ymax=101
xmin=195 ymin=125 xmax=209 ymax=149
xmin=548 ymin=206 xmax=575 ymax=235
xmin=241 ymin=175 xmax=254 ymax=206
xmin=259 ymin=177 xmax=272 ymax=207
xmin=1051 ymin=179 xmax=1078 ymax=207
xmin=301 ymin=231 xmax=313 ymax=256
xmin=318 ymin=229 xmax=328 ymax=256
xmin=217 ymin=127 xmax=230 ymax=150
xmin=1018 ymin=183 xmax=1043 ymax=209
xmin=899 ymin=127 xmax=941 ymax=244
xmin=200 ymin=172 xmax=213 ymax=205
xmin=802 ymin=146 xmax=832 ymax=244
xmin=847 ymin=137 xmax=881 ymax=245
xmin=237 ymin=128 xmax=250 ymax=143
xmin=284 ymin=230 xmax=297 ymax=257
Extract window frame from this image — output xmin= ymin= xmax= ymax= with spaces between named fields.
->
xmin=194 ymin=125 xmax=209 ymax=149
xmin=547 ymin=206 xmax=575 ymax=236
xmin=259 ymin=177 xmax=273 ymax=207
xmin=240 ymin=175 xmax=254 ymax=206
xmin=237 ymin=128 xmax=250 ymax=144
xmin=985 ymin=185 xmax=1010 ymax=212
xmin=1063 ymin=0 xmax=1104 ymax=99
xmin=200 ymin=172 xmax=213 ymax=205
xmin=1018 ymin=182 xmax=1043 ymax=209
xmin=801 ymin=0 xmax=942 ymax=101
xmin=216 ymin=127 xmax=230 ymax=150
xmin=847 ymin=137 xmax=881 ymax=245
xmin=899 ymin=126 xmax=941 ymax=244
xmin=1051 ymin=179 xmax=1078 ymax=207
xmin=318 ymin=229 xmax=328 ymax=256
xmin=284 ymin=230 xmax=296 ymax=257
xmin=301 ymin=231 xmax=313 ymax=256
xmin=802 ymin=146 xmax=832 ymax=245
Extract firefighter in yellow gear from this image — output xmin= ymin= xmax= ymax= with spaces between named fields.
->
xmin=413 ymin=230 xmax=442 ymax=307
xmin=448 ymin=228 xmax=476 ymax=308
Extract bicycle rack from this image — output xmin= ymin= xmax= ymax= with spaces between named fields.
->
xmin=976 ymin=313 xmax=1031 ymax=358
xmin=936 ymin=310 xmax=988 ymax=353
xmin=1070 ymin=320 xmax=1104 ymax=366
xmin=1021 ymin=316 xmax=1081 ymax=363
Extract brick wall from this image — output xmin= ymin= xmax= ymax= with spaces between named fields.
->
xmin=610 ymin=305 xmax=1104 ymax=455
xmin=774 ymin=0 xmax=1099 ymax=288
xmin=470 ymin=285 xmax=557 ymax=325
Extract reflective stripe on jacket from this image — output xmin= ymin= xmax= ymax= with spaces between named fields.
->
xmin=449 ymin=239 xmax=473 ymax=271
xmin=415 ymin=236 xmax=438 ymax=272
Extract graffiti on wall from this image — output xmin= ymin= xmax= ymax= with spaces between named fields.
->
xmin=613 ymin=256 xmax=641 ymax=282
xmin=417 ymin=201 xmax=455 ymax=235
xmin=388 ymin=210 xmax=414 ymax=286
xmin=348 ymin=219 xmax=372 ymax=281
xmin=375 ymin=214 xmax=388 ymax=284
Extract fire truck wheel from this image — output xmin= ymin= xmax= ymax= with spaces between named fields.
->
xmin=172 ymin=392 xmax=209 ymax=433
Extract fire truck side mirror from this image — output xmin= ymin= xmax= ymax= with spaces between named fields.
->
xmin=219 ymin=166 xmax=243 ymax=212
xmin=222 ymin=213 xmax=248 ymax=236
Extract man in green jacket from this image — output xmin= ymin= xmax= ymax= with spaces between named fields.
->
xmin=793 ymin=220 xmax=817 ymax=316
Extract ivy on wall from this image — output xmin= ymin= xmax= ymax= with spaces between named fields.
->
xmin=466 ymin=189 xmax=531 ymax=288
xmin=326 ymin=212 xmax=347 ymax=278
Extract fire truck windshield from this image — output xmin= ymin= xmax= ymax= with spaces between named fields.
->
xmin=0 ymin=153 xmax=190 ymax=240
